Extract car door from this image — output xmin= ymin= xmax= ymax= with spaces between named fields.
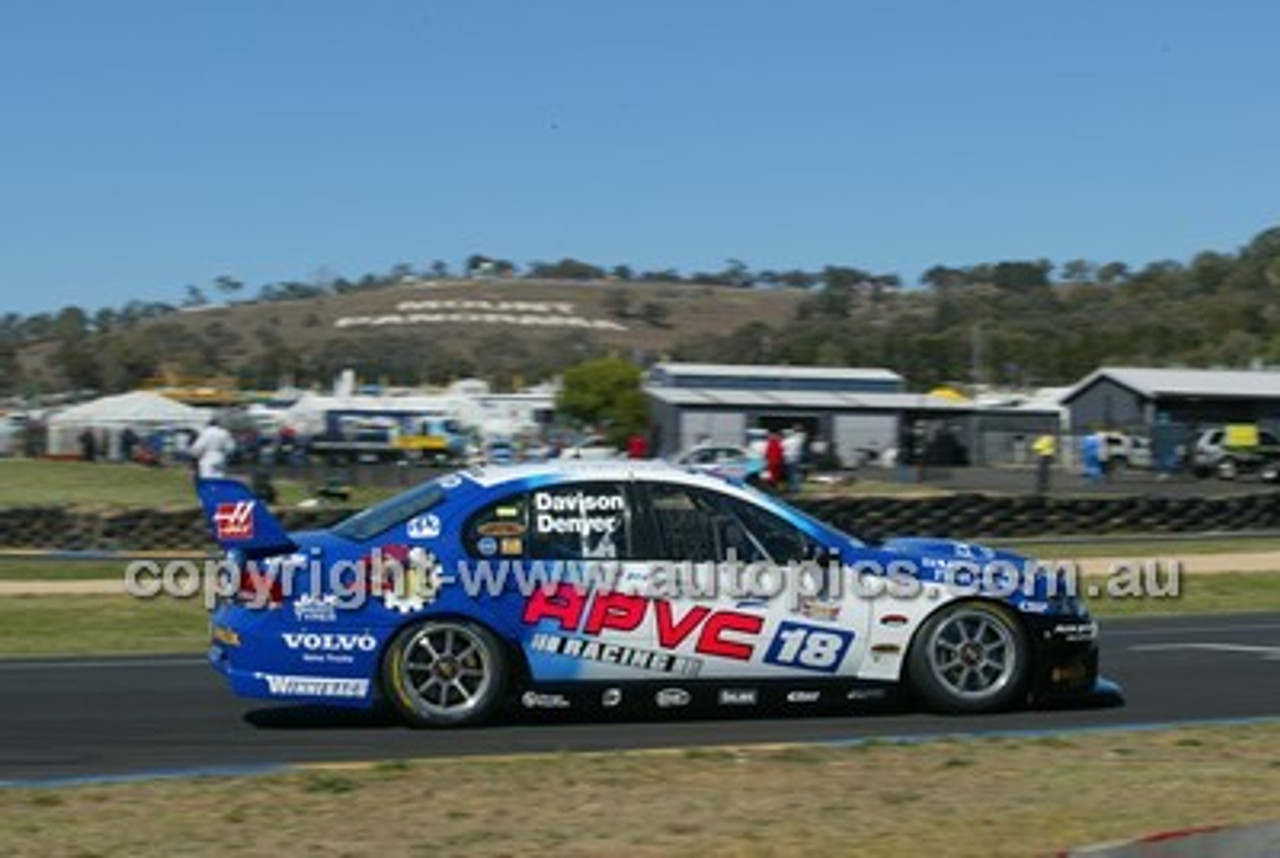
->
xmin=619 ymin=478 xmax=871 ymax=680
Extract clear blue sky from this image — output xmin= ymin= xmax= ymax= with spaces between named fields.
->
xmin=2 ymin=0 xmax=1277 ymax=315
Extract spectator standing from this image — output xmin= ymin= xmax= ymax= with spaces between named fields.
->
xmin=1032 ymin=432 xmax=1056 ymax=495
xmin=626 ymin=431 xmax=649 ymax=460
xmin=189 ymin=418 xmax=236 ymax=478
xmin=765 ymin=430 xmax=785 ymax=489
xmin=783 ymin=425 xmax=806 ymax=494
xmin=78 ymin=428 xmax=97 ymax=462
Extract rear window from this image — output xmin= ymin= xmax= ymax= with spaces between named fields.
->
xmin=331 ymin=482 xmax=445 ymax=542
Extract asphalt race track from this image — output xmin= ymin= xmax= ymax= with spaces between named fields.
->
xmin=1 ymin=613 xmax=1277 ymax=785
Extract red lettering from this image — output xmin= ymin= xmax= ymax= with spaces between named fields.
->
xmin=654 ymin=601 xmax=710 ymax=649
xmin=582 ymin=591 xmax=646 ymax=634
xmin=696 ymin=612 xmax=762 ymax=661
xmin=521 ymin=583 xmax=586 ymax=630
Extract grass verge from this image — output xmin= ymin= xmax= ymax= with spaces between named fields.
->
xmin=0 ymin=595 xmax=208 ymax=657
xmin=996 ymin=536 xmax=1280 ymax=557
xmin=0 ymin=560 xmax=137 ymax=581
xmin=3 ymin=723 xmax=1280 ymax=857
xmin=0 ymin=459 xmax=395 ymax=509
xmin=0 ymin=572 xmax=1276 ymax=657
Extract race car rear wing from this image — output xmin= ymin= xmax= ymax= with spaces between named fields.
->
xmin=195 ymin=477 xmax=296 ymax=558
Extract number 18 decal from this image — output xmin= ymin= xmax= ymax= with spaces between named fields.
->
xmin=763 ymin=621 xmax=854 ymax=674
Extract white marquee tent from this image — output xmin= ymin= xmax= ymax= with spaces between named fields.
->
xmin=46 ymin=391 xmax=208 ymax=458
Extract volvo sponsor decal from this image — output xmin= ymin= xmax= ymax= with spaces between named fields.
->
xmin=255 ymin=673 xmax=369 ymax=699
xmin=529 ymin=633 xmax=703 ymax=677
xmin=282 ymin=631 xmax=379 ymax=665
xmin=785 ymin=690 xmax=821 ymax=704
xmin=655 ymin=688 xmax=691 ymax=708
xmin=717 ymin=688 xmax=758 ymax=706
xmin=282 ymin=632 xmax=378 ymax=652
xmin=521 ymin=691 xmax=570 ymax=710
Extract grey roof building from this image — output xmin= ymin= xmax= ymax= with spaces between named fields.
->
xmin=643 ymin=363 xmax=1051 ymax=467
xmin=1061 ymin=366 xmax=1280 ymax=432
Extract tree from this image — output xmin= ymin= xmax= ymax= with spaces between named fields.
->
xmin=1060 ymin=259 xmax=1095 ymax=284
xmin=52 ymin=306 xmax=99 ymax=389
xmin=990 ymin=260 xmax=1052 ymax=292
xmin=557 ymin=357 xmax=648 ymax=446
xmin=772 ymin=269 xmax=819 ymax=290
xmin=718 ymin=258 xmax=753 ymax=288
xmin=610 ymin=264 xmax=634 ymax=281
xmin=1096 ymin=261 xmax=1130 ymax=284
xmin=819 ymin=266 xmax=872 ymax=292
xmin=183 ymin=285 xmax=209 ymax=308
xmin=213 ymin=275 xmax=243 ymax=300
xmin=526 ymin=258 xmax=607 ymax=280
xmin=428 ymin=259 xmax=451 ymax=278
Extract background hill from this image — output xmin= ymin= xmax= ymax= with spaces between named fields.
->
xmin=10 ymin=278 xmax=808 ymax=393
xmin=6 ymin=223 xmax=1280 ymax=396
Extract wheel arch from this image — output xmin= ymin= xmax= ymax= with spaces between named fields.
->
xmin=381 ymin=609 xmax=533 ymax=691
xmin=899 ymin=595 xmax=1033 ymax=687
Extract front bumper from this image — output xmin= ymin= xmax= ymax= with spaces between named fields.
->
xmin=1024 ymin=616 xmax=1115 ymax=703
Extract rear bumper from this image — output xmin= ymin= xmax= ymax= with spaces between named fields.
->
xmin=208 ymin=603 xmax=379 ymax=709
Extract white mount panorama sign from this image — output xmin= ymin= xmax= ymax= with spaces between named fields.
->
xmin=334 ymin=299 xmax=628 ymax=332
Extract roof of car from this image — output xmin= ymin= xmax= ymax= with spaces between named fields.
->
xmin=465 ymin=459 xmax=736 ymax=489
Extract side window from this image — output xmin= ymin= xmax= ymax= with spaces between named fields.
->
xmin=527 ymin=482 xmax=632 ymax=561
xmin=716 ymin=494 xmax=820 ymax=564
xmin=463 ymin=492 xmax=530 ymax=559
xmin=638 ymin=482 xmax=821 ymax=564
xmin=641 ymin=483 xmax=723 ymax=562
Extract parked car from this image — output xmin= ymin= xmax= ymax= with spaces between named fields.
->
xmin=1096 ymin=432 xmax=1153 ymax=470
xmin=672 ymin=443 xmax=766 ymax=484
xmin=1191 ymin=427 xmax=1280 ymax=479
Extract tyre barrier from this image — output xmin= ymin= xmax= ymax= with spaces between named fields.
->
xmin=3 ymin=492 xmax=1280 ymax=551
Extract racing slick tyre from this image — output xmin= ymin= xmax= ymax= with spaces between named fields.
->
xmin=381 ymin=618 xmax=510 ymax=728
xmin=907 ymin=601 xmax=1030 ymax=715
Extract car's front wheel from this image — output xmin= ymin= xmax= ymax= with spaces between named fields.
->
xmin=907 ymin=602 xmax=1029 ymax=714
xmin=382 ymin=618 xmax=509 ymax=727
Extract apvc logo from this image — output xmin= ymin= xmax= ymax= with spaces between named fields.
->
xmin=214 ymin=501 xmax=255 ymax=540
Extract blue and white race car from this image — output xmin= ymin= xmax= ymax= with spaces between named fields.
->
xmin=199 ymin=462 xmax=1115 ymax=727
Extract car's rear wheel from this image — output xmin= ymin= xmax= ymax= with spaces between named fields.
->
xmin=907 ymin=602 xmax=1029 ymax=714
xmin=382 ymin=618 xmax=508 ymax=727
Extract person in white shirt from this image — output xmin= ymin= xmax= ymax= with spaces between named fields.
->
xmin=189 ymin=418 xmax=236 ymax=478
xmin=782 ymin=426 xmax=806 ymax=494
